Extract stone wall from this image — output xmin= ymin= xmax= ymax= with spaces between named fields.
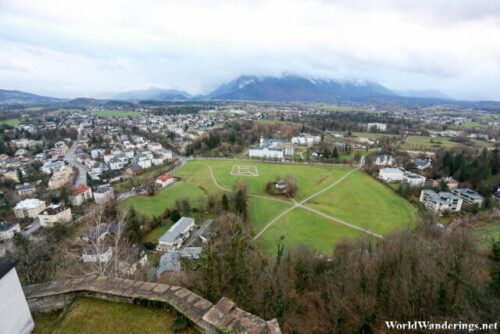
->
xmin=24 ymin=276 xmax=280 ymax=334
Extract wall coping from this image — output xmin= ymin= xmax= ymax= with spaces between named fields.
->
xmin=24 ymin=276 xmax=280 ymax=333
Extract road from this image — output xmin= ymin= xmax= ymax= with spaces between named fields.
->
xmin=65 ymin=138 xmax=88 ymax=187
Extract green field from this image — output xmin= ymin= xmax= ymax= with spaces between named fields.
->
xmin=304 ymin=171 xmax=416 ymax=235
xmin=475 ymin=221 xmax=500 ymax=251
xmin=91 ymin=110 xmax=141 ymax=117
xmin=121 ymin=159 xmax=417 ymax=254
xmin=353 ymin=132 xmax=401 ymax=139
xmin=256 ymin=207 xmax=366 ymax=255
xmin=403 ymin=136 xmax=492 ymax=150
xmin=32 ymin=297 xmax=194 ymax=334
xmin=0 ymin=118 xmax=22 ymax=126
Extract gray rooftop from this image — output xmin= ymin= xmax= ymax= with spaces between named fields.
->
xmin=157 ymin=247 xmax=202 ymax=274
xmin=159 ymin=217 xmax=195 ymax=243
xmin=453 ymin=188 xmax=484 ymax=200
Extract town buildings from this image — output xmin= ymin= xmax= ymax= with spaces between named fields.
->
xmin=38 ymin=203 xmax=72 ymax=227
xmin=94 ymin=186 xmax=115 ymax=205
xmin=69 ymin=184 xmax=93 ymax=206
xmin=419 ymin=190 xmax=463 ymax=214
xmin=0 ymin=221 xmax=21 ymax=240
xmin=452 ymin=188 xmax=485 ymax=207
xmin=13 ymin=198 xmax=46 ymax=219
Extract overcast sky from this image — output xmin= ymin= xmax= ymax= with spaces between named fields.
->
xmin=1 ymin=0 xmax=499 ymax=100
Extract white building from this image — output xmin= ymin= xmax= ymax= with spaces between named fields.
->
xmin=452 ymin=188 xmax=485 ymax=207
xmin=375 ymin=155 xmax=395 ymax=166
xmin=94 ymin=186 xmax=115 ymax=205
xmin=291 ymin=134 xmax=321 ymax=146
xmin=249 ymin=136 xmax=294 ymax=159
xmin=157 ymin=217 xmax=195 ymax=251
xmin=367 ymin=122 xmax=387 ymax=131
xmin=82 ymin=246 xmax=113 ymax=263
xmin=402 ymin=172 xmax=426 ymax=187
xmin=0 ymin=222 xmax=21 ymax=240
xmin=379 ymin=168 xmax=404 ymax=182
xmin=0 ymin=257 xmax=35 ymax=334
xmin=38 ymin=203 xmax=72 ymax=227
xmin=69 ymin=185 xmax=93 ymax=206
xmin=13 ymin=198 xmax=46 ymax=219
xmin=420 ymin=190 xmax=463 ymax=214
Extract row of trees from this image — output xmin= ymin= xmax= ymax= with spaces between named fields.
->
xmin=184 ymin=214 xmax=500 ymax=333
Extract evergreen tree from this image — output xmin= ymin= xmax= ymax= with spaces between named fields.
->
xmin=123 ymin=208 xmax=142 ymax=244
xmin=332 ymin=147 xmax=339 ymax=159
xmin=221 ymin=193 xmax=229 ymax=211
xmin=234 ymin=190 xmax=247 ymax=220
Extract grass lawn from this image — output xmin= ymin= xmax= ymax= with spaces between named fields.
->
xmin=121 ymin=159 xmax=416 ymax=254
xmin=304 ymin=171 xmax=416 ymax=235
xmin=458 ymin=121 xmax=488 ymax=128
xmin=91 ymin=110 xmax=141 ymax=117
xmin=142 ymin=225 xmax=170 ymax=243
xmin=474 ymin=221 xmax=500 ymax=251
xmin=353 ymin=132 xmax=400 ymax=139
xmin=402 ymin=136 xmax=491 ymax=150
xmin=248 ymin=197 xmax=293 ymax=233
xmin=257 ymin=207 xmax=366 ymax=255
xmin=0 ymin=118 xmax=22 ymax=126
xmin=198 ymin=159 xmax=354 ymax=201
xmin=33 ymin=297 xmax=195 ymax=334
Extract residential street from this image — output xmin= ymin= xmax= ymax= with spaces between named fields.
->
xmin=65 ymin=138 xmax=88 ymax=187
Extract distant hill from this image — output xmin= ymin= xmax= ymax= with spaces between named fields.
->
xmin=112 ymin=87 xmax=192 ymax=101
xmin=205 ymin=74 xmax=397 ymax=102
xmin=396 ymin=89 xmax=450 ymax=100
xmin=0 ymin=89 xmax=61 ymax=104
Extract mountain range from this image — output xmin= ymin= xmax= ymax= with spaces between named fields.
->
xmin=0 ymin=74 xmax=463 ymax=105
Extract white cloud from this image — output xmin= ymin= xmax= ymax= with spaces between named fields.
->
xmin=0 ymin=0 xmax=499 ymax=99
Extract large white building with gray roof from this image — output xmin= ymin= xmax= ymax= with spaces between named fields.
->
xmin=156 ymin=217 xmax=195 ymax=251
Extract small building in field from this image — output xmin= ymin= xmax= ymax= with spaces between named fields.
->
xmin=13 ymin=198 xmax=46 ymax=219
xmin=0 ymin=221 xmax=21 ymax=240
xmin=0 ymin=257 xmax=34 ymax=334
xmin=156 ymin=173 xmax=175 ymax=188
xmin=69 ymin=184 xmax=93 ymax=206
xmin=82 ymin=246 xmax=112 ymax=263
xmin=375 ymin=155 xmax=395 ymax=167
xmin=38 ymin=203 xmax=72 ymax=227
xmin=157 ymin=217 xmax=195 ymax=252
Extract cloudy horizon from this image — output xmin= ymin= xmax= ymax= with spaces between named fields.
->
xmin=1 ymin=0 xmax=500 ymax=100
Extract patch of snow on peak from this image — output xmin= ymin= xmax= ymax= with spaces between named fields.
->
xmin=238 ymin=79 xmax=255 ymax=89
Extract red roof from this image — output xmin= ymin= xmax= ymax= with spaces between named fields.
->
xmin=71 ymin=184 xmax=90 ymax=195
xmin=158 ymin=173 xmax=172 ymax=182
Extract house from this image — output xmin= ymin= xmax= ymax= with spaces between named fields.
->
xmin=41 ymin=159 xmax=65 ymax=174
xmin=69 ymin=184 xmax=93 ymax=206
xmin=452 ymin=188 xmax=485 ymax=207
xmin=249 ymin=136 xmax=295 ymax=159
xmin=126 ymin=163 xmax=143 ymax=176
xmin=53 ymin=141 xmax=68 ymax=154
xmin=402 ymin=172 xmax=426 ymax=187
xmin=366 ymin=122 xmax=387 ymax=131
xmin=157 ymin=247 xmax=202 ymax=275
xmin=157 ymin=217 xmax=195 ymax=251
xmin=148 ymin=142 xmax=163 ymax=151
xmin=379 ymin=168 xmax=404 ymax=182
xmin=156 ymin=173 xmax=175 ymax=188
xmin=94 ymin=186 xmax=115 ymax=204
xmin=0 ymin=257 xmax=35 ymax=334
xmin=413 ymin=158 xmax=432 ymax=170
xmin=291 ymin=134 xmax=321 ymax=146
xmin=432 ymin=177 xmax=459 ymax=190
xmin=493 ymin=188 xmax=500 ymax=204
xmin=82 ymin=246 xmax=113 ymax=263
xmin=419 ymin=190 xmax=463 ymax=214
xmin=0 ymin=221 xmax=21 ymax=240
xmin=81 ymin=223 xmax=110 ymax=242
xmin=156 ymin=149 xmax=173 ymax=161
xmin=15 ymin=183 xmax=36 ymax=196
xmin=38 ymin=203 xmax=72 ymax=227
xmin=48 ymin=166 xmax=72 ymax=190
xmin=13 ymin=198 xmax=46 ymax=219
xmin=375 ymin=155 xmax=395 ymax=166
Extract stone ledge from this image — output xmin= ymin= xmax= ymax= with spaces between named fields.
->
xmin=24 ymin=276 xmax=281 ymax=334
